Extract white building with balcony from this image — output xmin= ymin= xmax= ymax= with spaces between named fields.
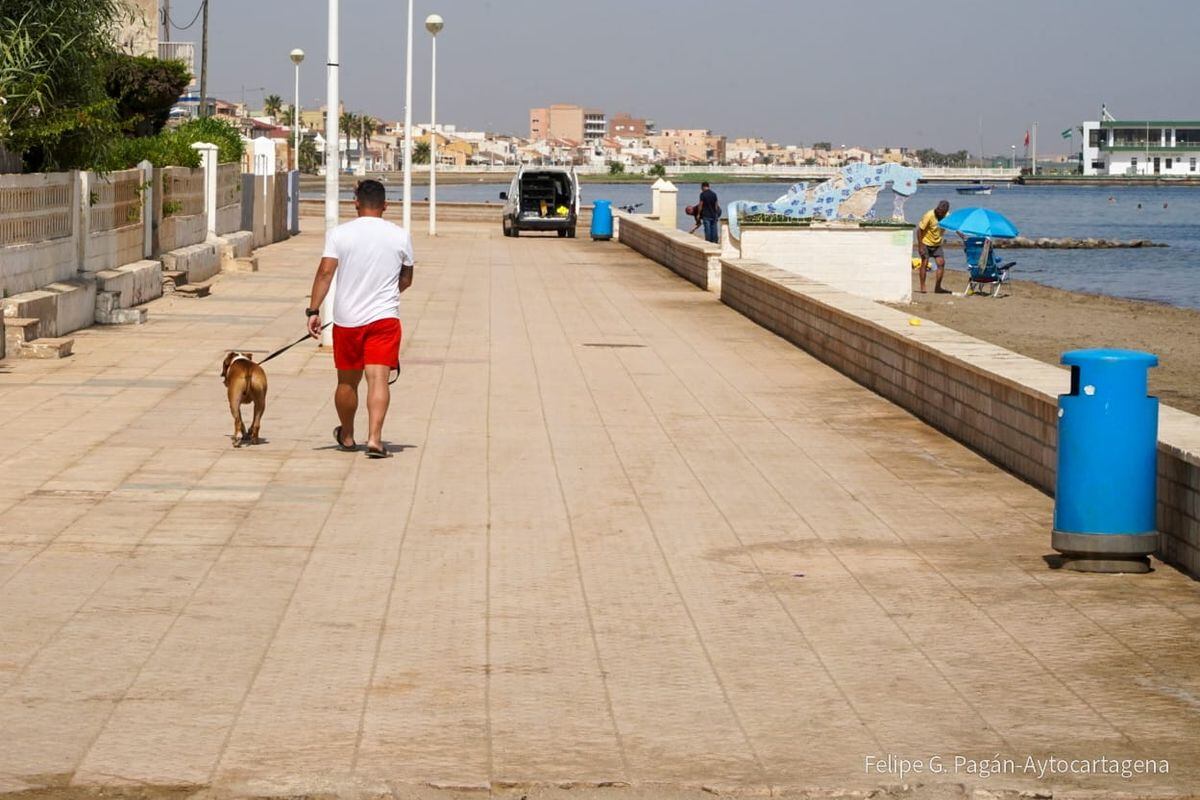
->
xmin=1082 ymin=119 xmax=1200 ymax=176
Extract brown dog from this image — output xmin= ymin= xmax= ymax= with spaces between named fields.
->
xmin=221 ymin=352 xmax=268 ymax=447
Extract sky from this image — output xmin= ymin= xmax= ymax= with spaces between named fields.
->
xmin=187 ymin=0 xmax=1200 ymax=154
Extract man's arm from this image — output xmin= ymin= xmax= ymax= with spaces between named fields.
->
xmin=307 ymin=256 xmax=338 ymax=337
xmin=398 ymin=263 xmax=414 ymax=294
xmin=915 ymin=217 xmax=929 ymax=257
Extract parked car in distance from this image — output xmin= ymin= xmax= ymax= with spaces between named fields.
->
xmin=501 ymin=166 xmax=579 ymax=238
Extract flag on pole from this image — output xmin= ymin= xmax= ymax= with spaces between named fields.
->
xmin=1061 ymin=127 xmax=1073 ymax=139
xmin=1024 ymin=130 xmax=1030 ymax=147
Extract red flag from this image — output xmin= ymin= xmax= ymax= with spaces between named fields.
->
xmin=1024 ymin=130 xmax=1030 ymax=147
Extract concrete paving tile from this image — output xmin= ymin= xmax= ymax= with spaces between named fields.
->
xmin=0 ymin=220 xmax=1197 ymax=797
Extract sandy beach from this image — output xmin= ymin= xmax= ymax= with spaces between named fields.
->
xmin=897 ymin=271 xmax=1200 ymax=415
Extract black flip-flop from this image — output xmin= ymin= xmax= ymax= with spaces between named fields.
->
xmin=365 ymin=446 xmax=391 ymax=459
xmin=333 ymin=426 xmax=357 ymax=452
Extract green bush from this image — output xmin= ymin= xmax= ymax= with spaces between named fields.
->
xmin=0 ymin=0 xmax=127 ymax=170
xmin=96 ymin=117 xmax=245 ymax=170
xmin=173 ymin=117 xmax=244 ymax=164
xmin=101 ymin=132 xmax=201 ymax=169
xmin=105 ymin=54 xmax=192 ymax=137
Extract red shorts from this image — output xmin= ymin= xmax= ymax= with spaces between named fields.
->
xmin=332 ymin=318 xmax=402 ymax=370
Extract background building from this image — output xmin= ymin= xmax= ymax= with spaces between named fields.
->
xmin=116 ymin=0 xmax=159 ymax=56
xmin=609 ymin=113 xmax=651 ymax=138
xmin=584 ymin=109 xmax=606 ymax=142
xmin=529 ymin=104 xmax=606 ymax=143
xmin=1081 ymin=118 xmax=1200 ymax=176
xmin=648 ymin=129 xmax=726 ymax=165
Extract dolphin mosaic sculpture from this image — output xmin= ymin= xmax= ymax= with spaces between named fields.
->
xmin=726 ymin=162 xmax=922 ymax=242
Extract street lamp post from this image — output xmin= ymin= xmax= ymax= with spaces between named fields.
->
xmin=322 ymin=0 xmax=340 ymax=346
xmin=402 ymin=0 xmax=414 ymax=232
xmin=1010 ymin=144 xmax=1016 ymax=170
xmin=426 ymin=14 xmax=443 ymax=237
xmin=290 ymin=49 xmax=305 ymax=173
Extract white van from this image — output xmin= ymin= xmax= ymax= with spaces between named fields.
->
xmin=500 ymin=166 xmax=580 ymax=238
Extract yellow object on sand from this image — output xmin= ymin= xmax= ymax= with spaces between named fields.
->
xmin=908 ymin=317 xmax=922 ymax=326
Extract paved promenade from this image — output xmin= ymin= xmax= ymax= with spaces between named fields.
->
xmin=1 ymin=219 xmax=1198 ymax=800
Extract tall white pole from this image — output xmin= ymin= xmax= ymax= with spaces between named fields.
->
xmin=429 ymin=33 xmax=437 ymax=236
xmin=1031 ymin=122 xmax=1038 ymax=176
xmin=322 ymin=0 xmax=340 ymax=346
xmin=293 ymin=62 xmax=301 ymax=172
xmin=402 ymin=0 xmax=414 ymax=232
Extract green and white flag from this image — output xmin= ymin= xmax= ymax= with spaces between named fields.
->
xmin=1061 ymin=127 xmax=1074 ymax=139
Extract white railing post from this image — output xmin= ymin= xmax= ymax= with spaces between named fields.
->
xmin=76 ymin=170 xmax=91 ymax=272
xmin=658 ymin=180 xmax=678 ymax=229
xmin=191 ymin=142 xmax=219 ymax=239
xmin=651 ymin=177 xmax=667 ymax=217
xmin=139 ymin=159 xmax=154 ymax=257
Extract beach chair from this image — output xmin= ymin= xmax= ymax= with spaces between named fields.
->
xmin=963 ymin=236 xmax=1015 ymax=297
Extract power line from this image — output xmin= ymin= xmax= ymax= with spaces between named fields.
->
xmin=166 ymin=0 xmax=204 ymax=31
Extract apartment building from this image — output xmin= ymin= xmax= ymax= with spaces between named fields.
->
xmin=648 ymin=129 xmax=726 ymax=165
xmin=529 ymin=104 xmax=606 ymax=143
xmin=609 ymin=113 xmax=656 ymax=138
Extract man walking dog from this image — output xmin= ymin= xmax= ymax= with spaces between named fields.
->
xmin=307 ymin=180 xmax=414 ymax=458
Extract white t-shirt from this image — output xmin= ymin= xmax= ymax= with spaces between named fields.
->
xmin=322 ymin=216 xmax=415 ymax=327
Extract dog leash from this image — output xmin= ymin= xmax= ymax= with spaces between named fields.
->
xmin=259 ymin=323 xmax=332 ymax=365
xmin=258 ymin=323 xmax=400 ymax=385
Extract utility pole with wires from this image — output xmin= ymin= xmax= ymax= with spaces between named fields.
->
xmin=162 ymin=0 xmax=171 ymax=42
xmin=199 ymin=0 xmax=209 ymax=117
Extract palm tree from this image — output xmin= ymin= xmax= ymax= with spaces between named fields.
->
xmin=339 ymin=111 xmax=356 ymax=169
xmin=264 ymin=94 xmax=283 ymax=119
xmin=279 ymin=107 xmax=294 ymax=127
xmin=413 ymin=140 xmax=430 ymax=165
xmin=360 ymin=115 xmax=378 ymax=152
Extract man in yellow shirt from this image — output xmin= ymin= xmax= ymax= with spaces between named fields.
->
xmin=916 ymin=200 xmax=951 ymax=294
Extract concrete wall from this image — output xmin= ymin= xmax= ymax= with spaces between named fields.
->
xmin=84 ymin=168 xmax=145 ymax=274
xmin=718 ymin=258 xmax=1200 ymax=578
xmin=0 ymin=172 xmax=79 ymax=297
xmin=157 ymin=166 xmax=207 ymax=253
xmin=734 ymin=225 xmax=914 ymax=304
xmin=616 ymin=212 xmax=721 ymax=292
xmin=215 ymin=163 xmax=243 ymax=236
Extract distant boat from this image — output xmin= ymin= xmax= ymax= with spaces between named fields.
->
xmin=956 ymin=185 xmax=993 ymax=195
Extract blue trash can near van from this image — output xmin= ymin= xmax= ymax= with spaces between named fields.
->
xmin=1052 ymin=348 xmax=1160 ymax=573
xmin=591 ymin=200 xmax=613 ymax=241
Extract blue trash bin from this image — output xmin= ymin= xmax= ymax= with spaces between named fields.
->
xmin=1052 ymin=348 xmax=1160 ymax=572
xmin=591 ymin=200 xmax=613 ymax=241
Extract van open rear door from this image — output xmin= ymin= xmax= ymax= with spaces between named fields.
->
xmin=570 ymin=166 xmax=580 ymax=217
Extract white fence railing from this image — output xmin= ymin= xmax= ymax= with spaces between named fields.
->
xmin=0 ymin=172 xmax=75 ymax=247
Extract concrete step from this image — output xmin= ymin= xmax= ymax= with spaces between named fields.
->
xmin=95 ymin=292 xmax=148 ymax=325
xmin=162 ymin=270 xmax=188 ymax=293
xmin=94 ymin=260 xmax=163 ymax=308
xmin=1 ymin=279 xmax=96 ymax=338
xmin=175 ymin=279 xmax=213 ymax=298
xmin=19 ymin=337 xmax=74 ymax=359
xmin=161 ymin=241 xmax=220 ymax=284
xmin=4 ymin=317 xmax=41 ymax=348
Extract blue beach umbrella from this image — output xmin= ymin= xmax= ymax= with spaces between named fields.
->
xmin=939 ymin=207 xmax=1019 ymax=239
